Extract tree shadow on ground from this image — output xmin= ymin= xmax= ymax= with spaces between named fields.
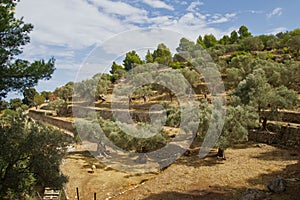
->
xmin=169 ymin=142 xmax=300 ymax=199
xmin=229 ymin=141 xmax=261 ymax=149
xmin=175 ymin=150 xmax=226 ymax=168
xmin=246 ymin=160 xmax=300 ymax=200
xmin=250 ymin=144 xmax=300 ymax=161
xmin=142 ymin=187 xmax=243 ymax=200
xmin=244 ymin=144 xmax=300 ymax=200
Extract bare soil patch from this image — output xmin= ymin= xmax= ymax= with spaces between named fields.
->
xmin=61 ymin=142 xmax=300 ymax=200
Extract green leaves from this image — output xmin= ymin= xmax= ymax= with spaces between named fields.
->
xmin=74 ymin=73 xmax=111 ymax=102
xmin=48 ymin=99 xmax=68 ymax=116
xmin=0 ymin=111 xmax=69 ymax=198
xmin=110 ymin=61 xmax=125 ymax=82
xmin=74 ymin=118 xmax=169 ymax=153
xmin=54 ymin=81 xmax=74 ymax=101
xmin=123 ymin=50 xmax=144 ymax=71
xmin=238 ymin=25 xmax=252 ymax=39
xmin=203 ymin=34 xmax=218 ymax=48
xmin=0 ymin=2 xmax=55 ymax=99
xmin=152 ymin=43 xmax=173 ymax=65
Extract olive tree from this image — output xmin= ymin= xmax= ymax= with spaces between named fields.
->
xmin=233 ymin=69 xmax=298 ymax=129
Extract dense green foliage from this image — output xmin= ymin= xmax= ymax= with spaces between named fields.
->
xmin=74 ymin=73 xmax=111 ymax=102
xmin=54 ymin=82 xmax=74 ymax=102
xmin=0 ymin=110 xmax=69 ymax=199
xmin=123 ymin=50 xmax=144 ymax=71
xmin=48 ymin=99 xmax=68 ymax=116
xmin=22 ymin=88 xmax=45 ymax=107
xmin=110 ymin=62 xmax=126 ymax=82
xmin=0 ymin=1 xmax=55 ymax=99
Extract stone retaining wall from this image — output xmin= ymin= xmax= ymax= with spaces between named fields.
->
xmin=262 ymin=110 xmax=300 ymax=124
xmin=28 ymin=110 xmax=74 ymax=134
xmin=71 ymin=105 xmax=164 ymax=123
xmin=249 ymin=124 xmax=300 ymax=147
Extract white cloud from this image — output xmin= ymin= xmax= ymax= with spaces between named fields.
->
xmin=16 ymin=0 xmax=136 ymax=49
xmin=20 ymin=42 xmax=75 ymax=60
xmin=208 ymin=13 xmax=236 ymax=24
xmin=267 ymin=7 xmax=282 ymax=18
xmin=89 ymin=0 xmax=148 ymax=18
xmin=161 ymin=13 xmax=225 ymax=39
xmin=14 ymin=0 xmax=231 ymax=92
xmin=267 ymin=27 xmax=287 ymax=35
xmin=249 ymin=10 xmax=263 ymax=14
xmin=187 ymin=1 xmax=203 ymax=12
xmin=142 ymin=0 xmax=174 ymax=11
xmin=15 ymin=0 xmax=230 ymax=54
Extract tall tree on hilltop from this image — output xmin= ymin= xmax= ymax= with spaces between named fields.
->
xmin=110 ymin=61 xmax=126 ymax=82
xmin=123 ymin=51 xmax=144 ymax=71
xmin=152 ymin=43 xmax=173 ymax=66
xmin=176 ymin=38 xmax=195 ymax=52
xmin=145 ymin=50 xmax=154 ymax=63
xmin=196 ymin=35 xmax=205 ymax=47
xmin=238 ymin=25 xmax=252 ymax=39
xmin=230 ymin=30 xmax=239 ymax=43
xmin=219 ymin=35 xmax=231 ymax=45
xmin=203 ymin=34 xmax=217 ymax=48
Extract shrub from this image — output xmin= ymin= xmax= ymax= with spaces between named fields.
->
xmin=166 ymin=106 xmax=181 ymax=127
xmin=48 ymin=99 xmax=68 ymax=116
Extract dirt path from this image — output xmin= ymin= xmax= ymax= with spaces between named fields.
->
xmin=61 ymin=142 xmax=300 ymax=200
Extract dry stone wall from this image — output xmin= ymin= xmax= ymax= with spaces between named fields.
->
xmin=249 ymin=125 xmax=300 ymax=147
xmin=28 ymin=110 xmax=74 ymax=134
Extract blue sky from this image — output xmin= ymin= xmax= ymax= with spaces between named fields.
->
xmin=9 ymin=0 xmax=299 ymax=99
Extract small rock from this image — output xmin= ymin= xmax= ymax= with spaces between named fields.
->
xmin=240 ymin=188 xmax=270 ymax=200
xmin=267 ymin=176 xmax=286 ymax=193
xmin=135 ymin=154 xmax=147 ymax=164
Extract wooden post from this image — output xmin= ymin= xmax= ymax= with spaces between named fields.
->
xmin=94 ymin=192 xmax=97 ymax=200
xmin=76 ymin=187 xmax=80 ymax=200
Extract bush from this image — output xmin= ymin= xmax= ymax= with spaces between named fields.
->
xmin=224 ymin=44 xmax=239 ymax=53
xmin=100 ymin=118 xmax=169 ymax=152
xmin=166 ymin=106 xmax=181 ymax=127
xmin=48 ymin=99 xmax=68 ymax=116
xmin=256 ymin=52 xmax=275 ymax=60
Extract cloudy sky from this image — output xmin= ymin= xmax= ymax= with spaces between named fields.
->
xmin=11 ymin=0 xmax=300 ymax=97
